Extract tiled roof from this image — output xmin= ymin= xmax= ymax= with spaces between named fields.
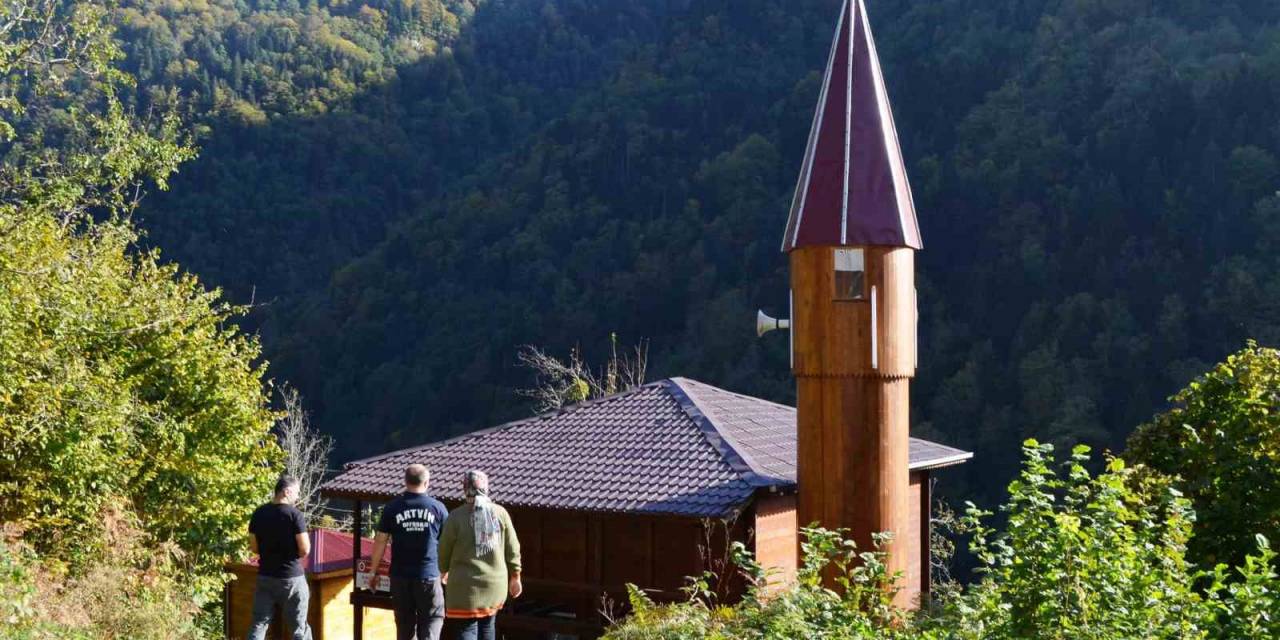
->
xmin=321 ymin=378 xmax=971 ymax=518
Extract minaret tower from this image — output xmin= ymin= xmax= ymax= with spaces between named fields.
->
xmin=783 ymin=0 xmax=921 ymax=607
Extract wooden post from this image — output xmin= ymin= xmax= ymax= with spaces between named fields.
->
xmin=353 ymin=500 xmax=364 ymax=640
xmin=921 ymin=474 xmax=932 ymax=597
xmin=223 ymin=580 xmax=232 ymax=639
xmin=791 ymin=245 xmax=915 ymax=608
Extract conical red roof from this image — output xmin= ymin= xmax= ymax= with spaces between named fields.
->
xmin=782 ymin=0 xmax=922 ymax=251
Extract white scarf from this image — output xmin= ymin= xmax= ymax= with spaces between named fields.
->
xmin=468 ymin=493 xmax=501 ymax=557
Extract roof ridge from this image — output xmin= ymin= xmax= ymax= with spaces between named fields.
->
xmin=662 ymin=379 xmax=783 ymax=488
xmin=672 ymin=376 xmax=798 ymax=413
xmin=344 ymin=379 xmax=670 ymax=469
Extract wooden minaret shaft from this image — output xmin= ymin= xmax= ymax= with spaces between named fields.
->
xmin=791 ymin=245 xmax=915 ymax=607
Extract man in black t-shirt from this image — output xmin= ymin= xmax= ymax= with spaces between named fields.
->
xmin=368 ymin=464 xmax=449 ymax=640
xmin=247 ymin=475 xmax=313 ymax=640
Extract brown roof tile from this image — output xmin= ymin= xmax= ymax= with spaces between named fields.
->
xmin=321 ymin=378 xmax=971 ymax=518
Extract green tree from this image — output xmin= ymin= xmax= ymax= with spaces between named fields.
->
xmin=0 ymin=0 xmax=279 ymax=599
xmin=1127 ymin=341 xmax=1280 ymax=569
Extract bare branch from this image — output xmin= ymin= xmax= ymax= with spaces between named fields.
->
xmin=516 ymin=337 xmax=650 ymax=413
xmin=516 ymin=345 xmax=592 ymax=413
xmin=275 ymin=386 xmax=333 ymax=525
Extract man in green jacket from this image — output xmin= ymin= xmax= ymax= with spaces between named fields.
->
xmin=439 ymin=470 xmax=521 ymax=640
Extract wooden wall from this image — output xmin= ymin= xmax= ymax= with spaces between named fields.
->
xmin=905 ymin=472 xmax=931 ymax=601
xmin=314 ymin=571 xmax=396 ymax=640
xmin=494 ymin=491 xmax=939 ymax=636
xmin=753 ymin=494 xmax=798 ymax=590
xmin=502 ymin=484 xmax=931 ymax=618
xmin=224 ymin=565 xmax=394 ymax=640
xmin=748 ymin=472 xmax=931 ymax=605
xmin=505 ymin=506 xmax=731 ymax=624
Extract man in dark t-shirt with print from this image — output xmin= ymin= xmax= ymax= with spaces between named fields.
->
xmin=369 ymin=464 xmax=449 ymax=640
xmin=248 ymin=475 xmax=312 ymax=640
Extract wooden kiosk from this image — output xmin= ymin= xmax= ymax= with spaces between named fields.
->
xmin=224 ymin=529 xmax=396 ymax=639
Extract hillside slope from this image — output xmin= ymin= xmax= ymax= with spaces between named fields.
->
xmin=129 ymin=0 xmax=1280 ymax=503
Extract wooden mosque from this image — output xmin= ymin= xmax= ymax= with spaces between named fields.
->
xmin=317 ymin=0 xmax=967 ymax=636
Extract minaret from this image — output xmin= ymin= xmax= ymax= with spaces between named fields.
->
xmin=783 ymin=0 xmax=921 ymax=607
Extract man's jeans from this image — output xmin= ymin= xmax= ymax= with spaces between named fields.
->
xmin=390 ymin=576 xmax=445 ymax=640
xmin=446 ymin=616 xmax=496 ymax=640
xmin=247 ymin=575 xmax=312 ymax=640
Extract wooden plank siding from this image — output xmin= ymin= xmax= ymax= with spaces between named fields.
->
xmin=505 ymin=506 xmax=710 ymax=594
xmin=497 ymin=507 xmax=735 ymax=632
xmin=790 ymin=245 xmax=917 ymax=609
xmin=905 ymin=472 xmax=923 ymax=602
xmin=316 ymin=571 xmax=396 ymax=640
xmin=753 ymin=494 xmax=799 ymax=590
xmin=224 ymin=565 xmax=394 ymax=640
xmin=747 ymin=474 xmax=930 ymax=604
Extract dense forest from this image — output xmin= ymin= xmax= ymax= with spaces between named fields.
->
xmin=3 ymin=1 xmax=1280 ymax=637
xmin=117 ymin=0 xmax=1280 ymax=507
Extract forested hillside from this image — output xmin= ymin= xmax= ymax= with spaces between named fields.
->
xmin=124 ymin=0 xmax=1280 ymax=504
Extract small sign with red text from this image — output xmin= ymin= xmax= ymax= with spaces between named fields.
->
xmin=356 ymin=559 xmax=391 ymax=592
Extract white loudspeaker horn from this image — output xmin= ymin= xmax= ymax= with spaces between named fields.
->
xmin=756 ymin=309 xmax=791 ymax=337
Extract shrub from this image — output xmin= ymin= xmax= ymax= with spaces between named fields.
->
xmin=1204 ymin=535 xmax=1280 ymax=639
xmin=604 ymin=528 xmax=911 ymax=640
xmin=926 ymin=441 xmax=1209 ymax=639
xmin=604 ymin=441 xmax=1280 ymax=640
xmin=0 ymin=504 xmax=211 ymax=640
xmin=1127 ymin=341 xmax=1280 ymax=569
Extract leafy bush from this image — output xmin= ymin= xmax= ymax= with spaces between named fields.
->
xmin=0 ymin=537 xmax=39 ymax=637
xmin=928 ymin=442 xmax=1208 ymax=639
xmin=1127 ymin=341 xmax=1280 ymax=569
xmin=1203 ymin=536 xmax=1280 ymax=639
xmin=604 ymin=528 xmax=910 ymax=640
xmin=605 ymin=441 xmax=1280 ymax=640
xmin=0 ymin=504 xmax=211 ymax=640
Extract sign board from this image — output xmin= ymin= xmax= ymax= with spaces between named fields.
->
xmin=355 ymin=558 xmax=391 ymax=593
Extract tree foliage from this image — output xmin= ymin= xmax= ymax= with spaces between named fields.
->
xmin=517 ymin=335 xmax=648 ymax=412
xmin=94 ymin=1 xmax=1280 ymax=513
xmin=1127 ymin=341 xmax=1280 ymax=570
xmin=932 ymin=442 xmax=1207 ymax=639
xmin=0 ymin=0 xmax=279 ymax=599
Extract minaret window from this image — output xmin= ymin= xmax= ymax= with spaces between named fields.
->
xmin=833 ymin=248 xmax=866 ymax=300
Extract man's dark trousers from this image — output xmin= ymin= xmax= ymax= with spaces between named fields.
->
xmin=446 ymin=616 xmax=496 ymax=640
xmin=390 ymin=577 xmax=444 ymax=640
